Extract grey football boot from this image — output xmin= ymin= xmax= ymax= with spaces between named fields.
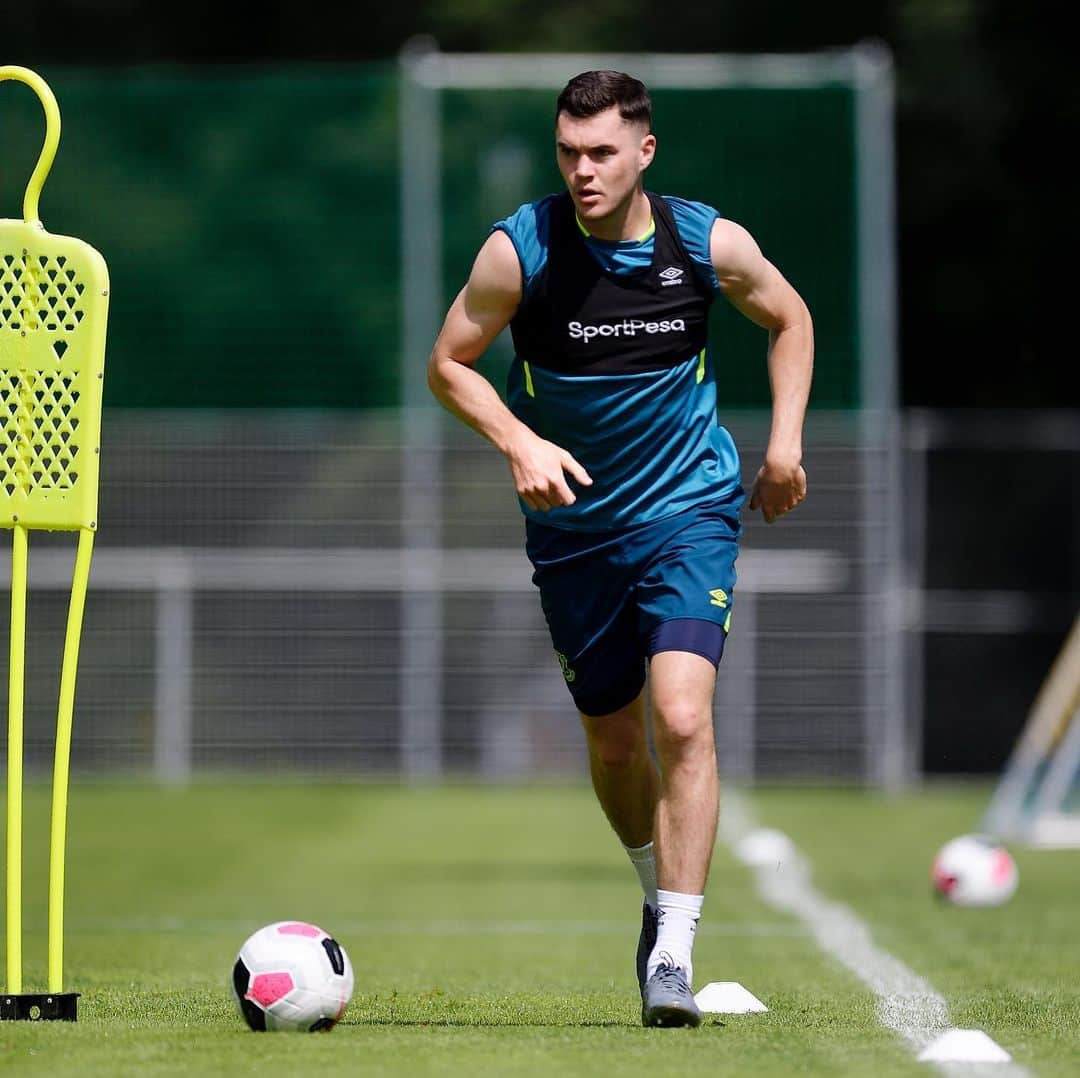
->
xmin=641 ymin=955 xmax=702 ymax=1028
xmin=635 ymin=901 xmax=659 ymax=993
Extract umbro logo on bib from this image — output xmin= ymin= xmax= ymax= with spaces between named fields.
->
xmin=658 ymin=266 xmax=684 ymax=286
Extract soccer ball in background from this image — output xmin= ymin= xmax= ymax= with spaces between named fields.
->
xmin=232 ymin=921 xmax=355 ymax=1031
xmin=931 ymin=834 xmax=1019 ymax=907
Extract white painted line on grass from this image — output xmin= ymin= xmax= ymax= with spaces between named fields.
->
xmin=720 ymin=793 xmax=1030 ymax=1076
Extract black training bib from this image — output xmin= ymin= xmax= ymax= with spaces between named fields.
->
xmin=509 ymin=191 xmax=713 ymax=376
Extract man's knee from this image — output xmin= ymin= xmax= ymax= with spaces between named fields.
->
xmin=651 ymin=701 xmax=714 ymax=760
xmin=590 ymin=730 xmax=650 ymax=771
xmin=581 ymin=696 xmax=648 ymax=770
xmin=648 ymin=650 xmax=718 ymax=762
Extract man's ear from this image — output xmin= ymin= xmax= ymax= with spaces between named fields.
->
xmin=640 ymin=132 xmax=657 ymax=169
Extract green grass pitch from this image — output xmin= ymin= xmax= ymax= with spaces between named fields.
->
xmin=1 ymin=781 xmax=1077 ymax=1076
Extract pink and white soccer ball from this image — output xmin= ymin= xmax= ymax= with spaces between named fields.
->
xmin=232 ymin=921 xmax=354 ymax=1031
xmin=931 ymin=834 xmax=1018 ymax=907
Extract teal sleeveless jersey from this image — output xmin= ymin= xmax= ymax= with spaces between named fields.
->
xmin=493 ymin=192 xmax=742 ymax=532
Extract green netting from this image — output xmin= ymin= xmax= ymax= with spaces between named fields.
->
xmin=2 ymin=65 xmax=401 ymax=409
xmin=2 ymin=67 xmax=858 ymax=409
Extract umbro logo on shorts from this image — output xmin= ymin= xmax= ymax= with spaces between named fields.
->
xmin=658 ymin=266 xmax=684 ymax=287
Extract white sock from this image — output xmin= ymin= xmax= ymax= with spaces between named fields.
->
xmin=624 ymin=841 xmax=658 ymax=908
xmin=647 ymin=889 xmax=704 ymax=985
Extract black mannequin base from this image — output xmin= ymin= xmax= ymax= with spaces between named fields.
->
xmin=0 ymin=992 xmax=79 ymax=1020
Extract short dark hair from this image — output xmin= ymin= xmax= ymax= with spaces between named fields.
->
xmin=556 ymin=70 xmax=652 ymax=131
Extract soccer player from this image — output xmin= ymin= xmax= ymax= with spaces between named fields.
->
xmin=427 ymin=70 xmax=812 ymax=1027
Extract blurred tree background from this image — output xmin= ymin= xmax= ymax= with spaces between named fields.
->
xmin=5 ymin=1 xmax=1077 ymax=775
xmin=5 ymin=0 xmax=1075 ymax=408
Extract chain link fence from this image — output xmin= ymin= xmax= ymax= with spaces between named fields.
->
xmin=1 ymin=408 xmax=892 ymax=782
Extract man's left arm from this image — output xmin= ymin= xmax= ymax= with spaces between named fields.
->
xmin=710 ymin=218 xmax=814 ymax=523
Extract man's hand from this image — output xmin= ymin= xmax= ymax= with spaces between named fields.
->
xmin=506 ymin=427 xmax=593 ymax=512
xmin=749 ymin=454 xmax=806 ymax=523
xmin=711 ymin=219 xmax=812 ymax=527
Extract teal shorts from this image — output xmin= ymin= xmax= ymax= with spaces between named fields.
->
xmin=525 ymin=494 xmax=743 ymax=717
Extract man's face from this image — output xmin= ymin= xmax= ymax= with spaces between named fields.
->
xmin=555 ymin=107 xmax=655 ymax=222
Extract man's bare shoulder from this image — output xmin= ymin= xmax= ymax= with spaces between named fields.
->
xmin=708 ymin=218 xmax=764 ymax=282
xmin=468 ymin=230 xmax=524 ymax=308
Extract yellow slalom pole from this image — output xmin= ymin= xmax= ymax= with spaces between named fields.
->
xmin=6 ymin=525 xmax=28 ymax=995
xmin=48 ymin=527 xmax=95 ymax=992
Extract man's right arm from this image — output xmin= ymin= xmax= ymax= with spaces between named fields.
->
xmin=427 ymin=230 xmax=592 ymax=512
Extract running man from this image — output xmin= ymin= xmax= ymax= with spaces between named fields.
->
xmin=427 ymin=70 xmax=813 ymax=1027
